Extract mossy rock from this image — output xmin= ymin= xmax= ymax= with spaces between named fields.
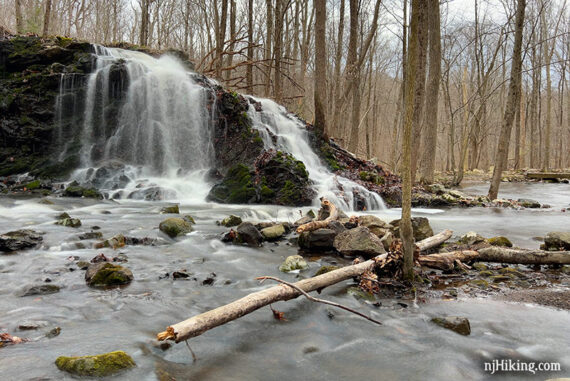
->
xmin=313 ymin=265 xmax=339 ymax=277
xmin=346 ymin=286 xmax=375 ymax=302
xmin=472 ymin=262 xmax=488 ymax=271
xmin=183 ymin=215 xmax=196 ymax=224
xmin=498 ymin=267 xmax=525 ymax=278
xmin=207 ymin=164 xmax=256 ymax=204
xmin=85 ymin=263 xmax=134 ymax=287
xmin=94 ymin=234 xmax=126 ymax=249
xmin=55 ymin=350 xmax=136 ymax=377
xmin=64 ymin=185 xmax=103 ymax=199
xmin=431 ymin=316 xmax=471 ymax=336
xmin=260 ymin=224 xmax=286 ymax=241
xmin=220 ymin=215 xmax=242 ymax=227
xmin=487 ymin=236 xmax=513 ymax=247
xmin=159 ymin=217 xmax=193 ymax=238
xmin=56 ymin=217 xmax=82 ymax=228
xmin=469 ymin=279 xmax=489 ymax=289
xmin=279 ymin=255 xmax=308 ymax=272
xmin=160 ymin=205 xmax=179 ymax=214
xmin=478 ymin=270 xmax=494 ymax=277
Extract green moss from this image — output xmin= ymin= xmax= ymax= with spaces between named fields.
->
xmin=359 ymin=171 xmax=385 ymax=185
xmin=469 ymin=279 xmax=489 ymax=289
xmin=319 ymin=143 xmax=342 ymax=171
xmin=88 ymin=263 xmax=133 ymax=287
xmin=208 ymin=164 xmax=256 ymax=204
xmin=24 ymin=180 xmax=41 ymax=190
xmin=55 ymin=36 xmax=73 ymax=47
xmin=487 ymin=236 xmax=513 ymax=247
xmin=159 ymin=217 xmax=193 ymax=238
xmin=260 ymin=185 xmax=274 ymax=198
xmin=55 ymin=351 xmax=136 ymax=377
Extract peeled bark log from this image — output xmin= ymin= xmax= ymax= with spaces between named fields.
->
xmin=477 ymin=247 xmax=570 ymax=265
xmin=296 ymin=199 xmax=338 ymax=233
xmin=158 ymin=253 xmax=388 ymax=343
xmin=416 ymin=229 xmax=452 ymax=251
xmin=418 ymin=250 xmax=479 ymax=270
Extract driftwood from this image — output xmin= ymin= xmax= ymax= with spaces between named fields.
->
xmin=477 ymin=247 xmax=570 ymax=265
xmin=418 ymin=251 xmax=479 ymax=270
xmin=296 ymin=199 xmax=338 ymax=233
xmin=157 ymin=253 xmax=388 ymax=343
xmin=416 ymin=229 xmax=453 ymax=251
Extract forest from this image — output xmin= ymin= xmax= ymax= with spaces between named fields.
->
xmin=0 ymin=0 xmax=569 ymax=380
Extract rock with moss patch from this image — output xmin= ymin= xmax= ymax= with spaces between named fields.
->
xmin=55 ymin=351 xmax=136 ymax=377
xmin=469 ymin=279 xmax=489 ymax=289
xmin=431 ymin=316 xmax=471 ymax=335
xmin=159 ymin=217 xmax=193 ymax=238
xmin=333 ymin=226 xmax=386 ymax=258
xmin=517 ymin=198 xmax=541 ymax=208
xmin=64 ymin=185 xmax=103 ymax=199
xmin=94 ymin=234 xmax=126 ymax=249
xmin=20 ymin=284 xmax=60 ymax=296
xmin=390 ymin=217 xmax=434 ymax=241
xmin=85 ymin=262 xmax=133 ymax=287
xmin=0 ymin=229 xmax=43 ymax=252
xmin=183 ymin=215 xmax=196 ymax=224
xmin=279 ymin=255 xmax=308 ymax=272
xmin=207 ymin=164 xmax=257 ymax=204
xmin=56 ymin=217 xmax=82 ymax=228
xmin=346 ymin=286 xmax=375 ymax=302
xmin=160 ymin=205 xmax=179 ymax=214
xmin=458 ymin=231 xmax=485 ymax=245
xmin=313 ymin=265 xmax=339 ymax=277
xmin=472 ymin=262 xmax=488 ymax=271
xmin=487 ymin=236 xmax=513 ymax=247
xmin=260 ymin=224 xmax=286 ymax=241
xmin=220 ymin=215 xmax=242 ymax=227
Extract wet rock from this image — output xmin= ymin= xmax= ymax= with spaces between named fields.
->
xmin=487 ymin=236 xmax=513 ymax=247
xmin=306 ymin=209 xmax=316 ymax=219
xmin=294 ymin=216 xmax=313 ymax=226
xmin=21 ymin=284 xmax=60 ymax=296
xmin=459 ymin=231 xmax=485 ymax=245
xmin=261 ymin=224 xmax=286 ymax=241
xmin=517 ymin=198 xmax=541 ymax=208
xmin=46 ymin=327 xmax=61 ymax=338
xmin=160 ymin=205 xmax=180 ymax=214
xmin=85 ymin=262 xmax=133 ymax=287
xmin=347 ymin=286 xmax=375 ymax=302
xmin=543 ymin=232 xmax=570 ymax=251
xmin=202 ymin=273 xmax=216 ymax=285
xmin=90 ymin=253 xmax=111 ymax=263
xmin=64 ymin=185 xmax=103 ymax=199
xmin=159 ymin=217 xmax=193 ymax=238
xmin=358 ymin=215 xmax=392 ymax=237
xmin=390 ymin=217 xmax=434 ymax=241
xmin=220 ymin=215 xmax=242 ymax=227
xmin=313 ymin=265 xmax=339 ymax=277
xmin=183 ymin=215 xmax=196 ymax=224
xmin=78 ymin=231 xmax=103 ymax=240
xmin=127 ymin=186 xmax=176 ymax=201
xmin=0 ymin=229 xmax=43 ymax=252
xmin=56 ymin=217 xmax=82 ymax=228
xmin=490 ymin=275 xmax=512 ymax=283
xmin=18 ymin=320 xmax=49 ymax=330
xmin=379 ymin=231 xmax=395 ymax=251
xmin=235 ymin=222 xmax=262 ymax=246
xmin=479 ymin=270 xmax=494 ymax=277
xmin=172 ymin=271 xmax=190 ymax=279
xmin=327 ymin=220 xmax=346 ymax=234
xmin=55 ymin=351 xmax=136 ymax=377
xmin=427 ymin=184 xmax=446 ymax=194
xmin=299 ymin=229 xmax=336 ymax=250
xmin=279 ymin=255 xmax=308 ymax=272
xmin=431 ymin=316 xmax=471 ymax=336
xmin=469 ymin=279 xmax=489 ymax=289
xmin=472 ymin=262 xmax=488 ymax=271
xmin=498 ymin=267 xmax=525 ymax=278
xmin=333 ymin=226 xmax=386 ymax=258
xmin=76 ymin=261 xmax=90 ymax=270
xmin=94 ymin=234 xmax=126 ymax=249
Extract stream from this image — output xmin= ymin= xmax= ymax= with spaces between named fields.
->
xmin=1 ymin=182 xmax=569 ymax=380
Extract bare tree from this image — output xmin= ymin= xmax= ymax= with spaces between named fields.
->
xmin=313 ymin=0 xmax=327 ymax=136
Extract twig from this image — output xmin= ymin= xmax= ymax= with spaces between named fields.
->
xmin=185 ymin=340 xmax=197 ymax=362
xmin=256 ymin=276 xmax=382 ymax=326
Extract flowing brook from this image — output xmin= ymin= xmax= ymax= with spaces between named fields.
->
xmin=1 ymin=49 xmax=569 ymax=380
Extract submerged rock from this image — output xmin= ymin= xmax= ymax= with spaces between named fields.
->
xmin=159 ymin=217 xmax=193 ymax=238
xmin=313 ymin=265 xmax=339 ymax=277
xmin=0 ymin=229 xmax=43 ymax=252
xmin=260 ymin=224 xmax=286 ymax=241
xmin=94 ymin=234 xmax=126 ymax=249
xmin=220 ymin=215 xmax=242 ymax=227
xmin=333 ymin=226 xmax=386 ymax=258
xmin=279 ymin=255 xmax=308 ymax=272
xmin=55 ymin=351 xmax=136 ymax=377
xmin=487 ymin=236 xmax=513 ymax=247
xmin=517 ymin=198 xmax=541 ymax=208
xmin=431 ymin=316 xmax=471 ymax=336
xmin=160 ymin=205 xmax=180 ymax=214
xmin=299 ymin=229 xmax=337 ymax=250
xmin=20 ymin=284 xmax=60 ymax=296
xmin=78 ymin=231 xmax=103 ymax=240
xmin=390 ymin=217 xmax=434 ymax=241
xmin=85 ymin=262 xmax=133 ymax=287
xmin=543 ymin=232 xmax=570 ymax=251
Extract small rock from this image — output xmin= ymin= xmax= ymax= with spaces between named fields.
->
xmin=18 ymin=320 xmax=49 ymax=330
xmin=46 ymin=327 xmax=61 ymax=338
xmin=294 ymin=216 xmax=313 ymax=226
xmin=90 ymin=253 xmax=111 ymax=263
xmin=85 ymin=263 xmax=133 ymax=287
xmin=517 ymin=198 xmax=541 ymax=208
xmin=56 ymin=218 xmax=82 ymax=228
xmin=55 ymin=351 xmax=136 ymax=377
xmin=159 ymin=218 xmax=193 ymax=238
xmin=172 ymin=271 xmax=190 ymax=279
xmin=490 ymin=275 xmax=512 ymax=283
xmin=160 ymin=205 xmax=180 ymax=214
xmin=260 ymin=224 xmax=286 ymax=241
xmin=479 ymin=270 xmax=494 ymax=277
xmin=279 ymin=255 xmax=308 ymax=272
xmin=469 ymin=279 xmax=489 ymax=289
xmin=94 ymin=234 xmax=126 ymax=249
xmin=472 ymin=262 xmax=488 ymax=271
xmin=220 ymin=215 xmax=242 ymax=227
xmin=346 ymin=286 xmax=375 ymax=301
xmin=543 ymin=232 xmax=570 ymax=251
xmin=431 ymin=316 xmax=471 ymax=335
xmin=183 ymin=215 xmax=196 ymax=224
xmin=78 ymin=231 xmax=103 ymax=240
xmin=487 ymin=236 xmax=513 ymax=247
xmin=236 ymin=222 xmax=262 ymax=246
xmin=76 ymin=261 xmax=90 ymax=270
xmin=498 ymin=267 xmax=525 ymax=278
xmin=21 ymin=284 xmax=60 ymax=296
xmin=459 ymin=231 xmax=485 ymax=245
xmin=0 ymin=229 xmax=43 ymax=252
xmin=306 ymin=209 xmax=316 ymax=219
xmin=313 ymin=265 xmax=339 ymax=277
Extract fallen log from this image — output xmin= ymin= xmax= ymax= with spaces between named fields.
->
xmin=416 ymin=229 xmax=453 ymax=252
xmin=157 ymin=253 xmax=388 ymax=343
xmin=296 ymin=198 xmax=338 ymax=233
xmin=477 ymin=247 xmax=570 ymax=265
xmin=418 ymin=251 xmax=479 ymax=270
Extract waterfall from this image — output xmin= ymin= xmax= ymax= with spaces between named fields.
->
xmin=247 ymin=97 xmax=386 ymax=211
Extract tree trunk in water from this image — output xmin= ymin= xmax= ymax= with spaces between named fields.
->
xmin=314 ymin=0 xmax=327 ymax=137
xmin=488 ymin=0 xmax=526 ymax=200
xmin=42 ymin=0 xmax=52 ymax=37
xmin=419 ymin=0 xmax=441 ymax=184
xmin=401 ymin=0 xmax=422 ymax=281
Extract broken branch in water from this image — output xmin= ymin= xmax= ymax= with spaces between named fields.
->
xmin=256 ymin=276 xmax=382 ymax=326
xmin=296 ymin=198 xmax=338 ymax=233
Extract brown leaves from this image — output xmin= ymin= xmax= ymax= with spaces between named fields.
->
xmin=0 ymin=333 xmax=27 ymax=347
xmin=359 ymin=270 xmax=380 ymax=294
xmin=269 ymin=305 xmax=287 ymax=321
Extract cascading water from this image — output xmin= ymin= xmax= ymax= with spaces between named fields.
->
xmin=247 ymin=97 xmax=386 ymax=211
xmin=59 ymin=46 xmax=385 ymax=210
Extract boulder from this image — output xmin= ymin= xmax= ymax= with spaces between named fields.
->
xmin=358 ymin=215 xmax=392 ymax=237
xmin=220 ymin=215 xmax=242 ymax=227
xmin=459 ymin=231 xmax=486 ymax=245
xmin=159 ymin=217 xmax=193 ymax=238
xmin=85 ymin=263 xmax=133 ymax=287
xmin=55 ymin=351 xmax=136 ymax=377
xmin=0 ymin=229 xmax=43 ymax=252
xmin=299 ymin=229 xmax=337 ymax=250
xmin=260 ymin=224 xmax=286 ymax=241
xmin=379 ymin=231 xmax=394 ymax=251
xmin=279 ymin=255 xmax=308 ymax=272
xmin=64 ymin=185 xmax=103 ymax=199
xmin=390 ymin=217 xmax=434 ymax=241
xmin=333 ymin=226 xmax=386 ymax=258
xmin=487 ymin=236 xmax=513 ymax=247
xmin=543 ymin=232 xmax=570 ymax=251
xmin=431 ymin=316 xmax=471 ymax=336
xmin=517 ymin=198 xmax=541 ymax=208
xmin=236 ymin=222 xmax=263 ymax=246
xmin=160 ymin=205 xmax=179 ymax=214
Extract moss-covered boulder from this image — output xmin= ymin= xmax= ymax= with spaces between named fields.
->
xmin=279 ymin=255 xmax=308 ymax=272
xmin=85 ymin=263 xmax=133 ymax=287
xmin=260 ymin=224 xmax=286 ymax=241
xmin=159 ymin=217 xmax=193 ymax=238
xmin=160 ymin=205 xmax=179 ymax=214
xmin=487 ymin=236 xmax=513 ymax=247
xmin=64 ymin=185 xmax=103 ymax=199
xmin=207 ymin=164 xmax=257 ymax=204
xmin=220 ymin=215 xmax=242 ymax=227
xmin=55 ymin=351 xmax=136 ymax=377
xmin=0 ymin=229 xmax=43 ymax=252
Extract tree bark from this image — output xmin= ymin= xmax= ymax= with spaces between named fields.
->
xmin=418 ymin=251 xmax=479 ymax=270
xmin=314 ymin=0 xmax=327 ymax=136
xmin=42 ymin=0 xmax=52 ymax=37
xmin=477 ymin=247 xmax=570 ymax=265
xmin=246 ymin=0 xmax=254 ymax=92
xmin=331 ymin=0 xmax=345 ymax=138
xmin=273 ymin=0 xmax=284 ymax=103
xmin=416 ymin=229 xmax=452 ymax=251
xmin=488 ymin=0 xmax=526 ymax=200
xmin=15 ymin=0 xmax=23 ymax=34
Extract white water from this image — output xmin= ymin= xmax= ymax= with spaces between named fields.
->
xmin=62 ymin=47 xmax=385 ymax=210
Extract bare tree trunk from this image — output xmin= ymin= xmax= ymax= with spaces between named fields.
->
xmin=42 ymin=0 xmax=52 ymax=37
xmin=264 ymin=0 xmax=273 ymax=96
xmin=314 ymin=0 xmax=327 ymax=136
xmin=419 ymin=0 xmax=441 ymax=184
xmin=224 ymin=0 xmax=236 ymax=81
xmin=246 ymin=0 xmax=254 ymax=92
xmin=488 ymin=0 xmax=526 ymax=200
xmin=215 ymin=0 xmax=228 ymax=80
xmin=331 ymin=0 xmax=345 ymax=138
xmin=274 ymin=0 xmax=284 ymax=102
xmin=15 ymin=0 xmax=23 ymax=34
